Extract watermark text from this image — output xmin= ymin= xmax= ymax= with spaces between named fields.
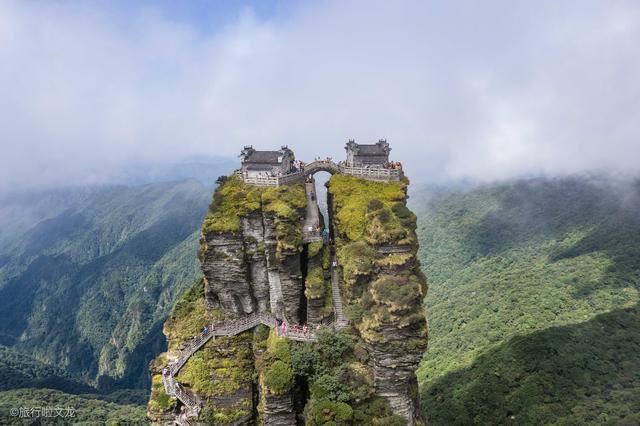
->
xmin=9 ymin=406 xmax=76 ymax=418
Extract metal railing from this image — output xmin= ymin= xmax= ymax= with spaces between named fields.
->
xmin=377 ymin=244 xmax=413 ymax=254
xmin=162 ymin=278 xmax=349 ymax=419
xmin=303 ymin=234 xmax=323 ymax=243
xmin=340 ymin=165 xmax=403 ymax=181
xmin=275 ymin=325 xmax=317 ymax=342
xmin=241 ymin=171 xmax=304 ymax=187
xmin=331 ymin=259 xmax=349 ymax=328
xmin=238 ymin=160 xmax=403 ymax=187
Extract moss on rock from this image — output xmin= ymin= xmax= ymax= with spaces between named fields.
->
xmin=202 ymin=175 xmax=263 ymax=234
xmin=263 ymin=183 xmax=307 ymax=219
xmin=258 ymin=330 xmax=294 ymax=395
xmin=308 ymin=240 xmax=324 ymax=258
xmin=148 ymin=374 xmax=177 ymax=414
xmin=327 ymin=173 xmax=428 ymax=424
xmin=305 ymin=265 xmax=326 ymax=300
xmin=178 ymin=332 xmax=254 ymax=398
xmin=328 ymin=175 xmax=407 ymax=241
xmin=163 ymin=278 xmax=224 ymax=351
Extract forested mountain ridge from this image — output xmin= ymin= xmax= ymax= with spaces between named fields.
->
xmin=0 ymin=179 xmax=211 ymax=392
xmin=412 ymin=176 xmax=640 ymax=424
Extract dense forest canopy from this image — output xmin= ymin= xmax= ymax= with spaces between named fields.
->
xmin=412 ymin=177 xmax=640 ymax=424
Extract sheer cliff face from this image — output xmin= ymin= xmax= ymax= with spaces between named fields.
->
xmin=328 ymin=174 xmax=429 ymax=425
xmin=199 ymin=180 xmax=307 ymax=323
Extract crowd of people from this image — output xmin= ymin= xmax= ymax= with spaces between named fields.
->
xmin=334 ymin=160 xmax=403 ymax=170
xmin=278 ymin=320 xmax=318 ymax=338
xmin=291 ymin=159 xmax=306 ymax=172
xmin=312 ymin=156 xmax=333 ymax=163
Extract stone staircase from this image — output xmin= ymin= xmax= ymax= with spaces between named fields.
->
xmin=331 ymin=257 xmax=348 ymax=329
xmin=377 ymin=244 xmax=412 ymax=254
xmin=162 ymin=312 xmax=328 ymax=421
xmin=302 ymin=180 xmax=324 ymax=243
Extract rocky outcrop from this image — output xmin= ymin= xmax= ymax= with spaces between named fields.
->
xmin=201 ymin=231 xmax=254 ymax=314
xmin=242 ymin=212 xmax=270 ymax=313
xmin=201 ymin=212 xmax=305 ymax=323
xmin=304 ymin=243 xmax=332 ymax=325
xmin=263 ymin=393 xmax=296 ymax=426
xmin=328 ymin=174 xmax=428 ymax=425
xmin=148 ymin=172 xmax=427 ymax=425
xmin=368 ymin=326 xmax=424 ymax=422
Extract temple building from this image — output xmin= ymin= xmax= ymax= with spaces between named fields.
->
xmin=239 ymin=145 xmax=295 ymax=178
xmin=344 ymin=139 xmax=391 ymax=167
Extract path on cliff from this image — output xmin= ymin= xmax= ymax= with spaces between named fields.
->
xmin=163 ymin=179 xmax=351 ymax=420
xmin=303 ymin=179 xmax=322 ymax=242
xmin=162 ymin=312 xmax=320 ymax=418
xmin=331 ymin=256 xmax=348 ymax=328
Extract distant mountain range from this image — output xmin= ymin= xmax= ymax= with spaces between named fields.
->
xmin=107 ymin=156 xmax=236 ymax=187
xmin=0 ymin=179 xmax=214 ymax=422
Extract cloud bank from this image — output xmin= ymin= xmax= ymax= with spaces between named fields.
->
xmin=1 ymin=0 xmax=639 ymax=189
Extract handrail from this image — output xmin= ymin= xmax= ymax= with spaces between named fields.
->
xmin=241 ymin=171 xmax=304 ymax=187
xmin=162 ymin=269 xmax=349 ymax=419
xmin=240 ymin=159 xmax=403 ymax=186
xmin=340 ymin=165 xmax=403 ymax=181
xmin=331 ymin=258 xmax=348 ymax=328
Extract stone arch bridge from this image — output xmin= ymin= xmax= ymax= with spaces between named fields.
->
xmin=302 ymin=160 xmax=341 ymax=176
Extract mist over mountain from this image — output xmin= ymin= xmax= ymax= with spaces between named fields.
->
xmin=0 ymin=180 xmax=210 ymax=394
xmin=2 ymin=1 xmax=640 ymax=189
xmin=106 ymin=156 xmax=235 ymax=187
xmin=411 ymin=175 xmax=640 ymax=424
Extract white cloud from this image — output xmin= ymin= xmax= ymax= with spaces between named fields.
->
xmin=1 ymin=0 xmax=639 ymax=190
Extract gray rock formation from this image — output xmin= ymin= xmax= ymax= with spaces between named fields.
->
xmin=201 ymin=231 xmax=255 ymax=314
xmin=201 ymin=211 xmax=305 ymax=322
xmin=263 ymin=393 xmax=297 ymax=426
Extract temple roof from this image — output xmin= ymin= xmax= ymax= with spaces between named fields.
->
xmin=244 ymin=150 xmax=282 ymax=164
xmin=354 ymin=144 xmax=387 ymax=155
xmin=240 ymin=145 xmax=293 ymax=165
xmin=345 ymin=139 xmax=390 ymax=156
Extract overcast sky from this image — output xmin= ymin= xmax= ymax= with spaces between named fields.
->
xmin=1 ymin=0 xmax=639 ymax=190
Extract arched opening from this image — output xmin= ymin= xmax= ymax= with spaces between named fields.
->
xmin=311 ymin=171 xmax=331 ymax=222
xmin=298 ymin=167 xmax=339 ymax=327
